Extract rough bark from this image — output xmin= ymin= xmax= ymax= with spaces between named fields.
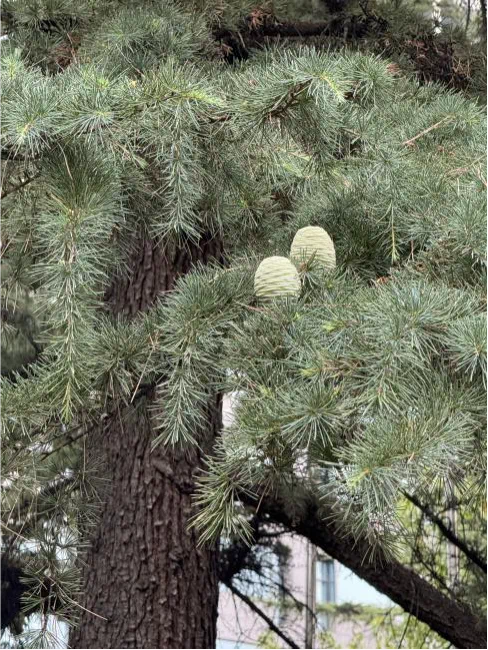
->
xmin=481 ymin=0 xmax=488 ymax=42
xmin=105 ymin=235 xmax=224 ymax=317
xmin=246 ymin=486 xmax=487 ymax=649
xmin=70 ymin=234 xmax=224 ymax=649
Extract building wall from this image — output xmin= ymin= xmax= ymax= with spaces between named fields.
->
xmin=217 ymin=534 xmax=308 ymax=648
xmin=217 ymin=531 xmax=384 ymax=649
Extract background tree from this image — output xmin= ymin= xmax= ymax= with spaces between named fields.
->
xmin=1 ymin=1 xmax=486 ymax=648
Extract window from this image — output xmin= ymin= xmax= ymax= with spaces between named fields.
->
xmin=316 ymin=558 xmax=335 ymax=603
xmin=315 ymin=558 xmax=335 ymax=631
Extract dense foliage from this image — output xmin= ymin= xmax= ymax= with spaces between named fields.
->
xmin=1 ymin=1 xmax=486 ymax=647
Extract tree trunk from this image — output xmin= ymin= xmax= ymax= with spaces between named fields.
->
xmin=481 ymin=0 xmax=487 ymax=42
xmin=70 ymin=235 xmax=224 ymax=649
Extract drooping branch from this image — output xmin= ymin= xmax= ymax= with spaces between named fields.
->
xmin=211 ymin=6 xmax=384 ymax=63
xmin=218 ymin=518 xmax=258 ymax=584
xmin=8 ymin=474 xmax=77 ymax=532
xmin=314 ymin=0 xmax=357 ymax=12
xmin=217 ymin=517 xmax=318 ymax=633
xmin=212 ymin=4 xmax=385 ymax=54
xmin=241 ymin=486 xmax=487 ymax=649
xmin=213 ymin=11 xmax=478 ymax=92
xmin=226 ymin=581 xmax=300 ymax=649
xmin=213 ymin=20 xmax=329 ymax=42
xmin=1 ymin=148 xmax=41 ymax=162
xmin=404 ymin=492 xmax=487 ymax=574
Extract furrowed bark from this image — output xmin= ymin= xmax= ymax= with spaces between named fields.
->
xmin=70 ymin=235 xmax=223 ymax=649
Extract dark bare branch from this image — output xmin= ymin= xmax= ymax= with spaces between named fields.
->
xmin=226 ymin=581 xmax=300 ymax=649
xmin=1 ymin=173 xmax=40 ymax=199
xmin=1 ymin=559 xmax=26 ymax=631
xmin=404 ymin=492 xmax=487 ymax=574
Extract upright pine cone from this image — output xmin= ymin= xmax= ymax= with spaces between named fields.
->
xmin=254 ymin=256 xmax=301 ymax=301
xmin=290 ymin=226 xmax=336 ymax=271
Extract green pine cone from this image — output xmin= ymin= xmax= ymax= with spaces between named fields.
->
xmin=254 ymin=256 xmax=301 ymax=301
xmin=290 ymin=226 xmax=336 ymax=270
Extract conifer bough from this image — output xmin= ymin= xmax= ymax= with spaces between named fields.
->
xmin=1 ymin=1 xmax=486 ymax=649
xmin=254 ymin=256 xmax=301 ymax=301
xmin=290 ymin=226 xmax=336 ymax=271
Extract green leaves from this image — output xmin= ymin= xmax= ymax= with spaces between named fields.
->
xmin=3 ymin=0 xmax=91 ymax=30
xmin=192 ymin=437 xmax=261 ymax=545
xmin=227 ymin=48 xmax=355 ymax=173
xmin=443 ymin=193 xmax=487 ymax=267
xmin=151 ymin=265 xmax=253 ymax=447
xmin=275 ymin=384 xmax=344 ymax=449
xmin=141 ymin=61 xmax=222 ymax=241
xmin=88 ymin=316 xmax=153 ymax=402
xmin=59 ymin=66 xmax=125 ymax=137
xmin=81 ymin=2 xmax=211 ymax=71
xmin=189 ymin=268 xmax=485 ymax=547
xmin=24 ymin=142 xmax=123 ymax=421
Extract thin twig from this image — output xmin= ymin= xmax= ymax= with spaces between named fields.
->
xmin=227 ymin=581 xmax=300 ymax=649
xmin=39 ymin=426 xmax=92 ymax=461
xmin=402 ymin=117 xmax=452 ymax=147
xmin=1 ymin=173 xmax=40 ymax=199
xmin=397 ymin=610 xmax=413 ymax=648
xmin=404 ymin=492 xmax=487 ymax=573
xmin=476 ymin=166 xmax=487 ymax=188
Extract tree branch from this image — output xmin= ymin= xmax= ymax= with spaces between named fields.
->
xmin=0 ymin=555 xmax=64 ymax=632
xmin=241 ymin=486 xmax=487 ymax=649
xmin=1 ymin=173 xmax=40 ymax=199
xmin=212 ymin=8 xmax=386 ymax=50
xmin=1 ymin=148 xmax=41 ymax=162
xmin=404 ymin=492 xmax=487 ymax=574
xmin=218 ymin=518 xmax=258 ymax=584
xmin=226 ymin=581 xmax=300 ymax=649
xmin=402 ymin=117 xmax=453 ymax=147
xmin=215 ymin=21 xmax=328 ymax=41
